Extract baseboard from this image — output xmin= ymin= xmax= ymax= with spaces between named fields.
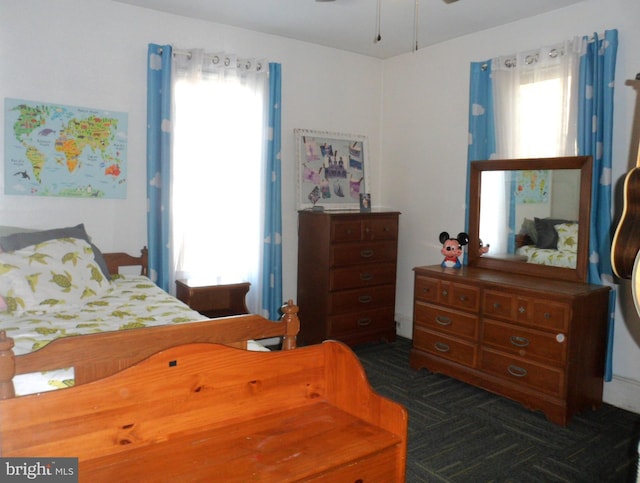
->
xmin=603 ymin=375 xmax=640 ymax=415
xmin=395 ymin=313 xmax=413 ymax=339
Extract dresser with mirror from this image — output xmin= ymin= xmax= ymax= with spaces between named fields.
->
xmin=410 ymin=156 xmax=610 ymax=425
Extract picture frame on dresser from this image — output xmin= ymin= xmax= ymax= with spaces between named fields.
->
xmin=294 ymin=129 xmax=369 ymax=210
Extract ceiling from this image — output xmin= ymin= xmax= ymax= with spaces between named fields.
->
xmin=115 ymin=0 xmax=585 ymax=59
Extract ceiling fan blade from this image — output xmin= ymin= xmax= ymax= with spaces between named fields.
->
xmin=442 ymin=0 xmax=459 ymax=4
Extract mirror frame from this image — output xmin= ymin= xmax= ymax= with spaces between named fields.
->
xmin=467 ymin=155 xmax=593 ymax=283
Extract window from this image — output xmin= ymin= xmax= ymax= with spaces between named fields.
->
xmin=492 ymin=44 xmax=578 ymax=158
xmin=170 ymin=58 xmax=268 ymax=311
xmin=518 ymin=77 xmax=573 ymax=157
xmin=482 ymin=44 xmax=579 ymax=254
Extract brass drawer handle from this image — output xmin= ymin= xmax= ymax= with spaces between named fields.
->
xmin=434 ymin=342 xmax=450 ymax=353
xmin=507 ymin=365 xmax=528 ymax=377
xmin=441 ymin=290 xmax=448 ymax=297
xmin=360 ymin=249 xmax=374 ymax=258
xmin=358 ymin=295 xmax=372 ymax=304
xmin=510 ymin=335 xmax=530 ymax=347
xmin=357 ymin=318 xmax=372 ymax=326
xmin=360 ymin=272 xmax=373 ymax=281
xmin=422 ymin=287 xmax=431 ymax=293
xmin=435 ymin=315 xmax=452 ymax=326
xmin=544 ymin=312 xmax=551 ymax=319
xmin=518 ymin=306 xmax=526 ymax=314
xmin=459 ymin=295 xmax=468 ymax=302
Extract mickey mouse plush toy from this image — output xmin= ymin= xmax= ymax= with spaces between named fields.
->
xmin=439 ymin=231 xmax=469 ymax=269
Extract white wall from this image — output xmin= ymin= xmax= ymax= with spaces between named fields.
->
xmin=382 ymin=0 xmax=640 ymax=413
xmin=2 ymin=0 xmax=639 ymax=414
xmin=0 ymin=0 xmax=383 ymax=305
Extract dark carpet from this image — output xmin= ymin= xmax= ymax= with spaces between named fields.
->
xmin=352 ymin=337 xmax=640 ymax=483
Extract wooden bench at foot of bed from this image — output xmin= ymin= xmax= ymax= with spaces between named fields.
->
xmin=0 ymin=340 xmax=408 ymax=482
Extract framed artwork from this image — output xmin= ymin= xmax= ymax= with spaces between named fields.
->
xmin=295 ymin=129 xmax=369 ymax=210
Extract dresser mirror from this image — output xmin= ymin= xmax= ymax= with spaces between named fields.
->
xmin=467 ymin=156 xmax=593 ymax=282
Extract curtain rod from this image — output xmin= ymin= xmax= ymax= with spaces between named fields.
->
xmin=158 ymin=47 xmax=227 ymax=62
xmin=165 ymin=47 xmax=267 ymax=72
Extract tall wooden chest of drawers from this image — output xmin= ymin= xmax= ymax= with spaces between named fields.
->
xmin=297 ymin=210 xmax=400 ymax=346
xmin=410 ymin=265 xmax=610 ymax=425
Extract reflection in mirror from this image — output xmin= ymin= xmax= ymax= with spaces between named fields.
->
xmin=468 ymin=156 xmax=592 ymax=283
xmin=479 ymin=168 xmax=581 ymax=268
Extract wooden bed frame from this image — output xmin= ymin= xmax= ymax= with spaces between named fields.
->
xmin=0 ymin=248 xmax=300 ymax=400
xmin=0 ymin=340 xmax=407 ymax=481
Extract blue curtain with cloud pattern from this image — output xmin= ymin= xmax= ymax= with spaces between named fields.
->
xmin=577 ymin=30 xmax=618 ymax=381
xmin=146 ymin=43 xmax=172 ymax=292
xmin=262 ymin=63 xmax=283 ymax=320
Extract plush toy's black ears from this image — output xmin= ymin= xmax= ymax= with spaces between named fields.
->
xmin=439 ymin=231 xmax=450 ymax=244
xmin=457 ymin=232 xmax=470 ymax=246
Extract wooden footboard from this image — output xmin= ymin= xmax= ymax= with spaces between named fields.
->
xmin=0 ymin=300 xmax=299 ymax=400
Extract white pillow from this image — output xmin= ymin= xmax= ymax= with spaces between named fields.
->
xmin=555 ymin=222 xmax=579 ymax=253
xmin=0 ymin=238 xmax=111 ymax=314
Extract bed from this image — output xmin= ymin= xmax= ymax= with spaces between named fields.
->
xmin=0 ymin=224 xmax=299 ymax=399
xmin=515 ymin=217 xmax=578 ymax=268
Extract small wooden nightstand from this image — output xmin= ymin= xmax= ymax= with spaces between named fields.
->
xmin=175 ymin=280 xmax=250 ymax=318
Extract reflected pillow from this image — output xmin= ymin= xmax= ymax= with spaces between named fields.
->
xmin=555 ymin=222 xmax=579 ymax=253
xmin=519 ymin=218 xmax=538 ymax=244
xmin=0 ymin=224 xmax=111 ymax=280
xmin=534 ymin=217 xmax=571 ymax=250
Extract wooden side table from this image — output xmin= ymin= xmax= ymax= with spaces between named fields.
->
xmin=175 ymin=280 xmax=250 ymax=318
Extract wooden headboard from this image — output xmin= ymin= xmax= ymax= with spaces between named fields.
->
xmin=103 ymin=246 xmax=148 ymax=276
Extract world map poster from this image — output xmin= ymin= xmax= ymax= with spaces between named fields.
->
xmin=4 ymin=98 xmax=127 ymax=198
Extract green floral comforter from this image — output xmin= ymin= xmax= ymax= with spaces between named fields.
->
xmin=4 ymin=274 xmax=207 ymax=396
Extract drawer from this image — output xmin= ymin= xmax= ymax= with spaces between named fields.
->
xmin=331 ymin=241 xmax=397 ymax=267
xmin=330 ymin=263 xmax=397 ymax=290
xmin=414 ymin=275 xmax=439 ymax=303
xmin=331 ymin=219 xmax=362 ymax=242
xmin=329 ymin=307 xmax=395 ymax=337
xmin=440 ymin=281 xmax=480 ymax=312
xmin=329 ymin=285 xmax=396 ymax=314
xmin=330 ymin=216 xmax=399 ymax=243
xmin=531 ymin=300 xmax=570 ymax=332
xmin=448 ymin=283 xmax=480 ymax=312
xmin=482 ymin=319 xmax=567 ymax=365
xmin=483 ymin=290 xmax=570 ymax=331
xmin=414 ymin=302 xmax=479 ymax=341
xmin=480 ymin=348 xmax=564 ymax=397
xmin=413 ymin=326 xmax=477 ymax=367
xmin=414 ymin=276 xmax=479 ymax=311
xmin=363 ymin=216 xmax=398 ymax=241
xmin=483 ymin=290 xmax=516 ymax=320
